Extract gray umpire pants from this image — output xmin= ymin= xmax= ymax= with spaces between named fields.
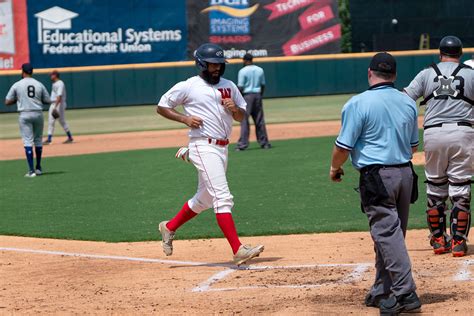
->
xmin=237 ymin=93 xmax=270 ymax=149
xmin=363 ymin=166 xmax=417 ymax=297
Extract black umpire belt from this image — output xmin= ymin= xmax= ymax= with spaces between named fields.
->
xmin=360 ymin=162 xmax=410 ymax=173
xmin=424 ymin=122 xmax=472 ymax=130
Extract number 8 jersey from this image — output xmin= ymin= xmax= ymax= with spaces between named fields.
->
xmin=6 ymin=77 xmax=51 ymax=112
xmin=404 ymin=61 xmax=474 ymax=126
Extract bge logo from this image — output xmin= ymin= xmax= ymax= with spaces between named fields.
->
xmin=210 ymin=0 xmax=249 ymax=5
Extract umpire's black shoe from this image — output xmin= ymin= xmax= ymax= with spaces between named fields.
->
xmin=365 ymin=292 xmax=389 ymax=308
xmin=379 ymin=292 xmax=421 ymax=315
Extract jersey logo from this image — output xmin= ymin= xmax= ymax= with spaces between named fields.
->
xmin=218 ymin=88 xmax=232 ymax=104
xmin=433 ymin=76 xmax=459 ymax=98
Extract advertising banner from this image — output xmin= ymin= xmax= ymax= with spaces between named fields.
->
xmin=0 ymin=0 xmax=29 ymax=70
xmin=187 ymin=0 xmax=341 ymax=59
xmin=26 ymin=0 xmax=187 ymax=68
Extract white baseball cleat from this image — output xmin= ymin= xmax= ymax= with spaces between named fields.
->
xmin=158 ymin=221 xmax=175 ymax=256
xmin=35 ymin=169 xmax=43 ymax=176
xmin=233 ymin=244 xmax=265 ymax=266
xmin=24 ymin=171 xmax=36 ymax=178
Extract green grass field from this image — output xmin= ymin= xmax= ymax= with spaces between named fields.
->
xmin=0 ymin=94 xmax=353 ymax=139
xmin=0 ymin=136 xmax=429 ymax=242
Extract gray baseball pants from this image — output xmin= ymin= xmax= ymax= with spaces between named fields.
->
xmin=424 ymin=124 xmax=472 ymax=200
xmin=237 ymin=93 xmax=270 ymax=149
xmin=48 ymin=103 xmax=70 ymax=136
xmin=363 ymin=166 xmax=417 ymax=297
xmin=19 ymin=111 xmax=44 ymax=147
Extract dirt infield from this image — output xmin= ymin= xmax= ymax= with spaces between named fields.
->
xmin=0 ymin=118 xmax=425 ymax=164
xmin=1 ymin=230 xmax=472 ymax=314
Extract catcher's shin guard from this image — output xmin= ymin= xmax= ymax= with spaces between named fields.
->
xmin=450 ymin=196 xmax=471 ymax=242
xmin=426 ymin=196 xmax=450 ymax=254
xmin=426 ymin=196 xmax=448 ymax=238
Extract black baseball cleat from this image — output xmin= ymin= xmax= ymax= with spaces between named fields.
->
xmin=234 ymin=147 xmax=246 ymax=152
xmin=379 ymin=292 xmax=421 ymax=315
xmin=63 ymin=138 xmax=74 ymax=144
xmin=261 ymin=143 xmax=272 ymax=149
xmin=365 ymin=292 xmax=389 ymax=308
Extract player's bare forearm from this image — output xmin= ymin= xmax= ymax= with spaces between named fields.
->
xmin=412 ymin=145 xmax=418 ymax=154
xmin=330 ymin=145 xmax=350 ymax=182
xmin=55 ymin=96 xmax=62 ymax=108
xmin=157 ymin=106 xmax=187 ymax=124
xmin=232 ymin=108 xmax=245 ymax=122
xmin=222 ymin=98 xmax=244 ymax=122
xmin=4 ymin=99 xmax=16 ymax=106
xmin=156 ymin=106 xmax=203 ymax=128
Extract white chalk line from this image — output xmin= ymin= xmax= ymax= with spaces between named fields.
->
xmin=0 ymin=247 xmax=227 ymax=267
xmin=1 ymin=246 xmax=374 ymax=293
xmin=192 ymin=269 xmax=236 ymax=292
xmin=193 ymin=263 xmax=372 ymax=293
xmin=0 ymin=247 xmax=370 ymax=270
xmin=453 ymin=259 xmax=474 ymax=281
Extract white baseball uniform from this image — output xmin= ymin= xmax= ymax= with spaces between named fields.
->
xmin=158 ymin=75 xmax=246 ymax=214
xmin=48 ymin=79 xmax=71 ymax=136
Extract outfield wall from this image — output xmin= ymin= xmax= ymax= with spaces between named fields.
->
xmin=1 ymin=49 xmax=473 ymax=113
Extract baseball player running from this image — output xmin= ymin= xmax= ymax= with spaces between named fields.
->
xmin=405 ymin=36 xmax=473 ymax=257
xmin=156 ymin=43 xmax=264 ymax=265
xmin=43 ymin=70 xmax=74 ymax=144
xmin=4 ymin=63 xmax=51 ymax=177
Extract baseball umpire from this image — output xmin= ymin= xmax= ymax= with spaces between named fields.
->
xmin=235 ymin=53 xmax=271 ymax=151
xmin=405 ymin=36 xmax=473 ymax=257
xmin=156 ymin=43 xmax=264 ymax=266
xmin=331 ymin=53 xmax=421 ymax=314
xmin=4 ymin=63 xmax=51 ymax=177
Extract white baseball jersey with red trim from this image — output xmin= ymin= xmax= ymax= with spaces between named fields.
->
xmin=158 ymin=75 xmax=246 ymax=214
xmin=158 ymin=75 xmax=246 ymax=140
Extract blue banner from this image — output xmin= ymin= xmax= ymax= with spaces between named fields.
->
xmin=27 ymin=0 xmax=187 ymax=68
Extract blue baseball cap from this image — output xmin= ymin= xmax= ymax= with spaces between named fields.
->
xmin=21 ymin=63 xmax=33 ymax=75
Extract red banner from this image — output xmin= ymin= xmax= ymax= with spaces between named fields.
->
xmin=298 ymin=5 xmax=334 ymax=30
xmin=264 ymin=0 xmax=316 ymax=21
xmin=0 ymin=0 xmax=29 ymax=70
xmin=283 ymin=24 xmax=341 ymax=56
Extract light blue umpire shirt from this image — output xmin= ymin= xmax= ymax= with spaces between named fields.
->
xmin=237 ymin=64 xmax=266 ymax=94
xmin=335 ymin=82 xmax=419 ymax=170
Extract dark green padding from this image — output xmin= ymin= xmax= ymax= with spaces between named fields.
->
xmin=2 ymin=53 xmax=468 ymax=113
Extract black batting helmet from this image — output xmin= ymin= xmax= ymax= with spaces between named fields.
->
xmin=194 ymin=43 xmax=227 ymax=73
xmin=439 ymin=36 xmax=463 ymax=57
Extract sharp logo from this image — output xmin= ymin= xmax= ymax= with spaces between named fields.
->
xmin=201 ymin=1 xmax=259 ymax=18
xmin=35 ymin=6 xmax=78 ymax=43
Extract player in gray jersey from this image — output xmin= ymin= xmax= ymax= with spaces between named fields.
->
xmin=43 ymin=70 xmax=74 ymax=144
xmin=4 ymin=63 xmax=51 ymax=177
xmin=405 ymin=36 xmax=473 ymax=257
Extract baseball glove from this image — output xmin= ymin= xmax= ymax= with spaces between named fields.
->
xmin=52 ymin=109 xmax=60 ymax=119
xmin=175 ymin=147 xmax=190 ymax=163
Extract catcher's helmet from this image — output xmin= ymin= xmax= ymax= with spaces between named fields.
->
xmin=194 ymin=43 xmax=227 ymax=72
xmin=439 ymin=36 xmax=463 ymax=57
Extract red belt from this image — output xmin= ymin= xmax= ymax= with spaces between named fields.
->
xmin=208 ymin=138 xmax=229 ymax=146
